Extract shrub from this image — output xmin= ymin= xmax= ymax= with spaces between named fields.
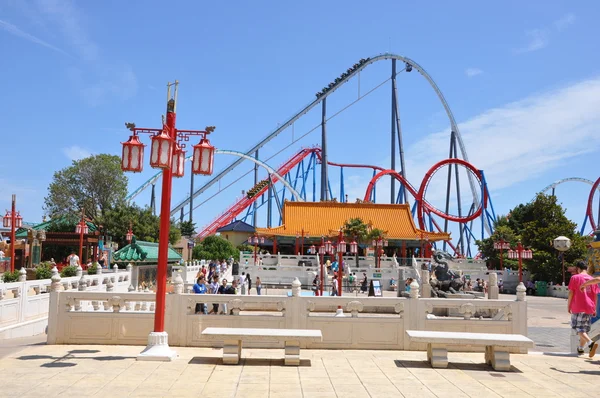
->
xmin=60 ymin=265 xmax=78 ymax=278
xmin=2 ymin=270 xmax=20 ymax=283
xmin=35 ymin=263 xmax=53 ymax=280
xmin=87 ymin=262 xmax=98 ymax=275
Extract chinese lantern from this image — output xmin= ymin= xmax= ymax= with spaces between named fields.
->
xmin=350 ymin=240 xmax=358 ymax=254
xmin=172 ymin=144 xmax=186 ymax=178
xmin=3 ymin=211 xmax=11 ymax=228
xmin=337 ymin=240 xmax=346 ymax=253
xmin=192 ymin=137 xmax=215 ymax=175
xmin=15 ymin=212 xmax=22 ymax=228
xmin=324 ymin=240 xmax=332 ymax=253
xmin=121 ymin=134 xmax=145 ymax=172
xmin=150 ymin=129 xmax=173 ymax=169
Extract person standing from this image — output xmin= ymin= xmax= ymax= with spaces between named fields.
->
xmin=239 ymin=272 xmax=247 ymax=295
xmin=208 ymin=275 xmax=220 ymax=314
xmin=68 ymin=252 xmax=80 ymax=267
xmin=568 ymin=260 xmax=599 ymax=357
xmin=256 ymin=276 xmax=262 ymax=295
xmin=193 ymin=275 xmax=208 ymax=314
xmin=246 ymin=273 xmax=252 ymax=295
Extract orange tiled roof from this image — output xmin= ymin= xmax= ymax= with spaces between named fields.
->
xmin=256 ymin=201 xmax=450 ymax=242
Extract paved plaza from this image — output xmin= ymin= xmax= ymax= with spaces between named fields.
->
xmin=1 ymin=344 xmax=598 ymax=398
xmin=1 ymin=295 xmax=596 ymax=398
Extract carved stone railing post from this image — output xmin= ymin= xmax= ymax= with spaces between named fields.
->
xmin=229 ymin=298 xmax=244 ymax=315
xmin=291 ymin=277 xmax=301 ymax=297
xmin=113 ymin=264 xmax=119 ymax=274
xmin=420 ymin=270 xmax=430 ymax=298
xmin=106 ymin=278 xmax=114 ymax=292
xmin=50 ymin=267 xmax=63 ymax=292
xmin=173 ymin=272 xmax=184 ymax=294
xmin=409 ymin=280 xmax=420 ymax=299
xmin=78 ymin=274 xmax=87 ymax=291
xmin=488 ymin=272 xmax=499 ymax=300
xmin=126 ymin=263 xmax=132 ymax=281
xmin=76 ymin=265 xmax=83 ymax=278
xmin=18 ymin=267 xmax=27 ymax=282
xmin=346 ymin=301 xmax=363 ymax=318
xmin=459 ymin=303 xmax=474 ymax=320
xmin=110 ymin=296 xmax=123 ymax=312
xmin=96 ymin=265 xmax=102 ymax=275
xmin=516 ymin=282 xmax=526 ymax=301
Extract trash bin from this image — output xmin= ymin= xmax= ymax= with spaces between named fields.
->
xmin=535 ymin=281 xmax=547 ymax=296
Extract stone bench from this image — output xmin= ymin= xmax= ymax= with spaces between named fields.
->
xmin=406 ymin=330 xmax=534 ymax=371
xmin=201 ymin=327 xmax=322 ymax=366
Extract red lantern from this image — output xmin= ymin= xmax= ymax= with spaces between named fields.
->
xmin=324 ymin=240 xmax=332 ymax=253
xmin=318 ymin=245 xmax=325 ymax=255
xmin=310 ymin=245 xmax=316 ymax=254
xmin=350 ymin=240 xmax=358 ymax=254
xmin=259 ymin=237 xmax=264 ymax=244
xmin=126 ymin=229 xmax=134 ymax=242
xmin=172 ymin=144 xmax=186 ymax=178
xmin=121 ymin=134 xmax=145 ymax=173
xmin=3 ymin=211 xmax=10 ymax=228
xmin=337 ymin=240 xmax=346 ymax=253
xmin=508 ymin=249 xmax=515 ymax=259
xmin=150 ymin=129 xmax=173 ymax=169
xmin=15 ymin=212 xmax=22 ymax=228
xmin=383 ymin=239 xmax=388 ymax=247
xmin=192 ymin=138 xmax=215 ymax=175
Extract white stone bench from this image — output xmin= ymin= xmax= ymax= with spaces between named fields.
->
xmin=201 ymin=327 xmax=322 ymax=366
xmin=406 ymin=330 xmax=534 ymax=371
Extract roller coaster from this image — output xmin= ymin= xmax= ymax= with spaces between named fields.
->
xmin=534 ymin=177 xmax=600 ymax=235
xmin=127 ymin=53 xmax=499 ymax=257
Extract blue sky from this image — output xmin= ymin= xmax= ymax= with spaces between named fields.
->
xmin=1 ymin=1 xmax=599 ymax=245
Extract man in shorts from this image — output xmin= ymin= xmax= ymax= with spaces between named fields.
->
xmin=568 ymin=260 xmax=599 ymax=357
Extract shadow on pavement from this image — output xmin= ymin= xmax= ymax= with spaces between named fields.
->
xmin=17 ymin=349 xmax=135 ymax=368
xmin=551 ymin=367 xmax=600 ymax=376
xmin=395 ymin=359 xmax=523 ymax=373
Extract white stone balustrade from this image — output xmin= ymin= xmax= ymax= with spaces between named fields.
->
xmin=46 ymin=289 xmax=527 ymax=353
xmin=0 ymin=267 xmax=133 ymax=339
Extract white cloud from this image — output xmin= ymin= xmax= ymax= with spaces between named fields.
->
xmin=404 ymin=76 xmax=600 ymax=197
xmin=0 ymin=18 xmax=69 ymax=55
xmin=34 ymin=0 xmax=98 ymax=61
xmin=516 ymin=29 xmax=549 ymax=53
xmin=465 ymin=68 xmax=483 ymax=78
xmin=63 ymin=145 xmax=91 ymax=161
xmin=555 ymin=13 xmax=576 ymax=31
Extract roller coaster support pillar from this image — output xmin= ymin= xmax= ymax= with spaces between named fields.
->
xmin=321 ymin=98 xmax=329 ymax=201
xmin=391 ymin=59 xmax=396 ymax=203
xmin=267 ymin=176 xmax=272 ymax=228
xmin=393 ymin=59 xmax=407 ymax=204
xmin=253 ymin=150 xmax=259 ymax=226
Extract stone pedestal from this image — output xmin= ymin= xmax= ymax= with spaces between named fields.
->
xmin=485 ymin=345 xmax=511 ymax=371
xmin=137 ymin=332 xmax=177 ymax=362
xmin=427 ymin=344 xmax=448 ymax=368
xmin=488 ymin=272 xmax=499 ymax=299
xmin=223 ymin=340 xmax=242 ymax=364
xmin=284 ymin=340 xmax=300 ymax=366
xmin=420 ymin=270 xmax=430 ymax=298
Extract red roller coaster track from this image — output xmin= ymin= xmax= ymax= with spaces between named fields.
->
xmin=586 ymin=177 xmax=600 ymax=232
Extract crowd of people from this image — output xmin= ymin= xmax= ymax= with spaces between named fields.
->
xmin=192 ymin=260 xmax=263 ymax=315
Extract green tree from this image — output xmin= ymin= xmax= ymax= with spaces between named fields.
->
xmin=179 ymin=220 xmax=196 ymax=237
xmin=477 ymin=194 xmax=590 ymax=282
xmin=193 ymin=236 xmax=238 ymax=261
xmin=342 ymin=218 xmax=370 ymax=254
xmin=99 ymin=204 xmax=181 ymax=247
xmin=44 ymin=154 xmax=128 ymax=223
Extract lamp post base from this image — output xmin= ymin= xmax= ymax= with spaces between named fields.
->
xmin=137 ymin=331 xmax=177 ymax=362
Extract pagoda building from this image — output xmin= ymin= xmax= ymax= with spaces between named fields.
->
xmin=255 ymin=201 xmax=450 ymax=258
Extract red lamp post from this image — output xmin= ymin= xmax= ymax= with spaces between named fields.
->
xmin=249 ymin=235 xmax=264 ymax=265
xmin=74 ymin=208 xmax=88 ymax=267
xmin=372 ymin=237 xmax=388 ymax=269
xmin=3 ymin=195 xmax=23 ymax=272
xmin=336 ymin=231 xmax=346 ymax=297
xmin=121 ymin=81 xmax=215 ymax=361
xmin=318 ymin=245 xmax=325 ymax=296
xmin=507 ymin=242 xmax=533 ymax=283
xmin=493 ymin=239 xmax=511 ymax=270
xmin=126 ymin=222 xmax=134 ymax=243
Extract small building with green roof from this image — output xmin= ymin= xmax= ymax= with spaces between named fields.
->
xmin=112 ymin=237 xmax=182 ymax=288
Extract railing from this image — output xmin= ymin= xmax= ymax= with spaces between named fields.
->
xmin=0 ymin=266 xmax=133 ymax=339
xmin=47 ymin=277 xmax=528 ymax=352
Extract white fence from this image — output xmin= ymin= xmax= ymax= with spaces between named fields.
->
xmin=47 ymin=280 xmax=528 ymax=353
xmin=0 ymin=267 xmax=132 ymax=339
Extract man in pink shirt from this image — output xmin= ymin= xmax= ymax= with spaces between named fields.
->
xmin=568 ymin=260 xmax=599 ymax=357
